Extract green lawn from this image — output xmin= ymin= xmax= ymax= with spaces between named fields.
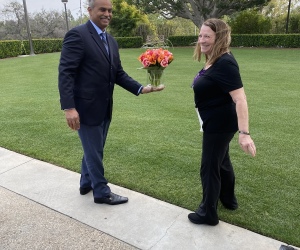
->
xmin=0 ymin=48 xmax=299 ymax=247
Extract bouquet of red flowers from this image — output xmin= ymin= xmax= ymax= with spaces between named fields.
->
xmin=138 ymin=48 xmax=174 ymax=86
xmin=138 ymin=48 xmax=174 ymax=68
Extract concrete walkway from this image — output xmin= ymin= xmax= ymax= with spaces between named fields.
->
xmin=0 ymin=147 xmax=296 ymax=250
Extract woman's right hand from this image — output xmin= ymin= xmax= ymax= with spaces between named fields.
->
xmin=239 ymin=134 xmax=256 ymax=157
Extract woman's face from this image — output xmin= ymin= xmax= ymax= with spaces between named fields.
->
xmin=198 ymin=25 xmax=216 ymax=56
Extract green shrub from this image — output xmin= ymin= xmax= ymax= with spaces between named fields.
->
xmin=289 ymin=14 xmax=300 ymax=33
xmin=0 ymin=40 xmax=23 ymax=59
xmin=0 ymin=39 xmax=63 ymax=59
xmin=168 ymin=36 xmax=198 ymax=47
xmin=20 ymin=39 xmax=63 ymax=55
xmin=228 ymin=10 xmax=272 ymax=34
xmin=231 ymin=34 xmax=300 ymax=48
xmin=0 ymin=37 xmax=142 ymax=59
xmin=1 ymin=35 xmax=299 ymax=59
xmin=115 ymin=37 xmax=143 ymax=48
xmin=168 ymin=34 xmax=300 ymax=48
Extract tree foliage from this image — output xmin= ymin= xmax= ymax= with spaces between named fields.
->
xmin=289 ymin=11 xmax=300 ymax=33
xmin=127 ymin=0 xmax=271 ymax=26
xmin=227 ymin=0 xmax=300 ymax=34
xmin=1 ymin=1 xmax=26 ymax=39
xmin=263 ymin=0 xmax=298 ymax=18
xmin=109 ymin=0 xmax=150 ymax=37
xmin=262 ymin=0 xmax=300 ymax=33
xmin=228 ymin=10 xmax=272 ymax=34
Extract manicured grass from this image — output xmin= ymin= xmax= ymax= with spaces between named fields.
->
xmin=0 ymin=48 xmax=299 ymax=247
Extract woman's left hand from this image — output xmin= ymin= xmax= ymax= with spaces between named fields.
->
xmin=239 ymin=134 xmax=256 ymax=157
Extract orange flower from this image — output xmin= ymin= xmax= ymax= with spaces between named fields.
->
xmin=138 ymin=48 xmax=174 ymax=68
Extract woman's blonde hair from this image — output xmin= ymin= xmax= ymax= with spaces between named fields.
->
xmin=193 ymin=18 xmax=231 ymax=66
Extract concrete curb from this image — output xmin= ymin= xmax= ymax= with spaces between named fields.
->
xmin=0 ymin=147 xmax=295 ymax=250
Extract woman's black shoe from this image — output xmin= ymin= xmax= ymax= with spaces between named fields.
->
xmin=188 ymin=213 xmax=219 ymax=226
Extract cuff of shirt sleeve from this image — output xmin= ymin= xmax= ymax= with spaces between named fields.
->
xmin=138 ymin=86 xmax=143 ymax=95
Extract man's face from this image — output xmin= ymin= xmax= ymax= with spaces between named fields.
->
xmin=88 ymin=0 xmax=112 ymax=31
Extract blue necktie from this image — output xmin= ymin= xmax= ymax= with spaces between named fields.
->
xmin=100 ymin=33 xmax=109 ymax=55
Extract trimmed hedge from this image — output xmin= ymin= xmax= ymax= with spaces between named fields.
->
xmin=1 ymin=34 xmax=299 ymax=59
xmin=30 ymin=39 xmax=64 ymax=54
xmin=115 ymin=37 xmax=143 ymax=48
xmin=168 ymin=34 xmax=300 ymax=48
xmin=0 ymin=39 xmax=63 ymax=59
xmin=230 ymin=34 xmax=300 ymax=48
xmin=0 ymin=37 xmax=143 ymax=59
xmin=0 ymin=40 xmax=25 ymax=59
xmin=166 ymin=35 xmax=198 ymax=47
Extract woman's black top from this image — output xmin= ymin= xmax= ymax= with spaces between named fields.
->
xmin=192 ymin=53 xmax=243 ymax=133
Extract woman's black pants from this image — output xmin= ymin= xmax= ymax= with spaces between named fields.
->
xmin=196 ymin=132 xmax=236 ymax=224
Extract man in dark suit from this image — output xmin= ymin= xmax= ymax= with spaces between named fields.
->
xmin=58 ymin=0 xmax=164 ymax=205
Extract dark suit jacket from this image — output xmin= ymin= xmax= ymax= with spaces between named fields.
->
xmin=58 ymin=21 xmax=142 ymax=126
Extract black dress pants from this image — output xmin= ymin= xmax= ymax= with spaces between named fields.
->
xmin=78 ymin=119 xmax=111 ymax=199
xmin=196 ymin=132 xmax=236 ymax=224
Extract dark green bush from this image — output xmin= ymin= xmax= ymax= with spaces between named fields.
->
xmin=168 ymin=36 xmax=198 ymax=47
xmin=21 ymin=39 xmax=63 ymax=55
xmin=115 ymin=37 xmax=143 ymax=48
xmin=28 ymin=39 xmax=64 ymax=54
xmin=228 ymin=9 xmax=272 ymax=34
xmin=0 ymin=40 xmax=24 ymax=59
xmin=1 ymin=35 xmax=299 ymax=59
xmin=0 ymin=39 xmax=63 ymax=59
xmin=231 ymin=34 xmax=300 ymax=48
xmin=0 ymin=37 xmax=142 ymax=59
xmin=168 ymin=34 xmax=300 ymax=48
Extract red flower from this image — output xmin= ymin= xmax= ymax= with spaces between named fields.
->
xmin=138 ymin=48 xmax=174 ymax=68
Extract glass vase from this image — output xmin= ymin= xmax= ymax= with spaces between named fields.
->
xmin=146 ymin=67 xmax=165 ymax=87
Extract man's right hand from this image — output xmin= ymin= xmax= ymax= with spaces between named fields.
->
xmin=142 ymin=84 xmax=165 ymax=93
xmin=64 ymin=108 xmax=80 ymax=130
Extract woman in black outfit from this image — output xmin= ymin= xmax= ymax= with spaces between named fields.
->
xmin=188 ymin=18 xmax=256 ymax=226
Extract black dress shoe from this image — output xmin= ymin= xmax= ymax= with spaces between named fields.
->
xmin=188 ymin=213 xmax=219 ymax=226
xmin=94 ymin=192 xmax=128 ymax=205
xmin=279 ymin=245 xmax=296 ymax=250
xmin=79 ymin=187 xmax=93 ymax=195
